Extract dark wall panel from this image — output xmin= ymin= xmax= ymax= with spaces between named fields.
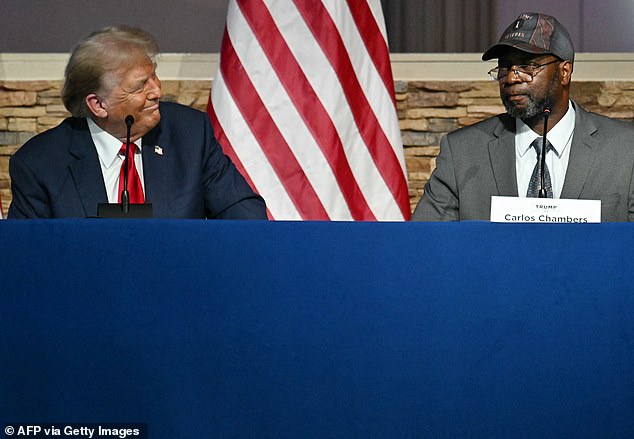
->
xmin=582 ymin=0 xmax=634 ymax=51
xmin=381 ymin=0 xmax=496 ymax=53
xmin=1 ymin=0 xmax=632 ymax=54
xmin=494 ymin=0 xmax=634 ymax=52
xmin=0 ymin=0 xmax=228 ymax=53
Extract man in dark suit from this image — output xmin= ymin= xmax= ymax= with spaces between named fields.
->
xmin=9 ymin=26 xmax=267 ymax=219
xmin=412 ymin=12 xmax=634 ymax=222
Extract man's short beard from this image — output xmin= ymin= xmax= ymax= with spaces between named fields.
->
xmin=504 ymin=95 xmax=546 ymax=119
xmin=502 ymin=70 xmax=559 ymax=120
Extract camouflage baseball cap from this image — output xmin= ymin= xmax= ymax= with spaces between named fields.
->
xmin=482 ymin=12 xmax=575 ymax=61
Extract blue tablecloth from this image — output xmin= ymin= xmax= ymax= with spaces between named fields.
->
xmin=2 ymin=220 xmax=633 ymax=438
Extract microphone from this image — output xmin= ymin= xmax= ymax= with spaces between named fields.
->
xmin=96 ymin=114 xmax=152 ymax=218
xmin=120 ymin=115 xmax=135 ymax=213
xmin=538 ymin=108 xmax=551 ymax=198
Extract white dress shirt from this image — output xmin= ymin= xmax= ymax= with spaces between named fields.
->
xmin=87 ymin=118 xmax=146 ymax=203
xmin=515 ymin=101 xmax=575 ymax=198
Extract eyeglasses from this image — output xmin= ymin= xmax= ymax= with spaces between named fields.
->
xmin=488 ymin=59 xmax=560 ymax=81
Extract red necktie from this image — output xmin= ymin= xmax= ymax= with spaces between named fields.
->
xmin=118 ymin=143 xmax=145 ymax=203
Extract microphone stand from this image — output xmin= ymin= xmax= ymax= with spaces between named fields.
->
xmin=539 ymin=108 xmax=551 ymax=198
xmin=96 ymin=114 xmax=152 ymax=218
xmin=121 ymin=115 xmax=134 ymax=213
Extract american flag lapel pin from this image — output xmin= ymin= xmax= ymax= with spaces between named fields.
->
xmin=154 ymin=145 xmax=164 ymax=156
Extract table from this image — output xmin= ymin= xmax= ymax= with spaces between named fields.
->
xmin=2 ymin=220 xmax=633 ymax=438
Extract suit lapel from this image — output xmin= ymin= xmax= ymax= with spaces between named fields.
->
xmin=489 ymin=117 xmax=519 ymax=197
xmin=560 ymin=105 xmax=598 ymax=199
xmin=68 ymin=119 xmax=108 ymax=216
xmin=142 ymin=126 xmax=169 ymax=216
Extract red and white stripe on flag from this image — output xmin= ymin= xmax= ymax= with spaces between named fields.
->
xmin=208 ymin=0 xmax=410 ymax=220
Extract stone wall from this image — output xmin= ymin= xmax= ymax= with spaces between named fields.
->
xmin=1 ymin=79 xmax=633 ymax=217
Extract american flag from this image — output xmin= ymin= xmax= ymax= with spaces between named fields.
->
xmin=208 ymin=0 xmax=410 ymax=220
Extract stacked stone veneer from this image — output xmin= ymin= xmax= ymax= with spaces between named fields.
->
xmin=1 ymin=79 xmax=633 ymax=216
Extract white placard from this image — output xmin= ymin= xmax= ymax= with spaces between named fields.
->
xmin=490 ymin=196 xmax=601 ymax=223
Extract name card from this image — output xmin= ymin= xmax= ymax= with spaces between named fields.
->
xmin=490 ymin=196 xmax=601 ymax=223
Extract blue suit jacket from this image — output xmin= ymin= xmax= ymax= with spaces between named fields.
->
xmin=8 ymin=102 xmax=267 ymax=219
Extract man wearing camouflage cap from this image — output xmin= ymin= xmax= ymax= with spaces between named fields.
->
xmin=412 ymin=12 xmax=634 ymax=221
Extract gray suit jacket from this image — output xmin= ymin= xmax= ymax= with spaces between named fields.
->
xmin=412 ymin=102 xmax=634 ymax=222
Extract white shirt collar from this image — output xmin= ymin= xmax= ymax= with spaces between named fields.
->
xmin=515 ymin=100 xmax=575 ymax=158
xmin=87 ymin=118 xmax=142 ymax=168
